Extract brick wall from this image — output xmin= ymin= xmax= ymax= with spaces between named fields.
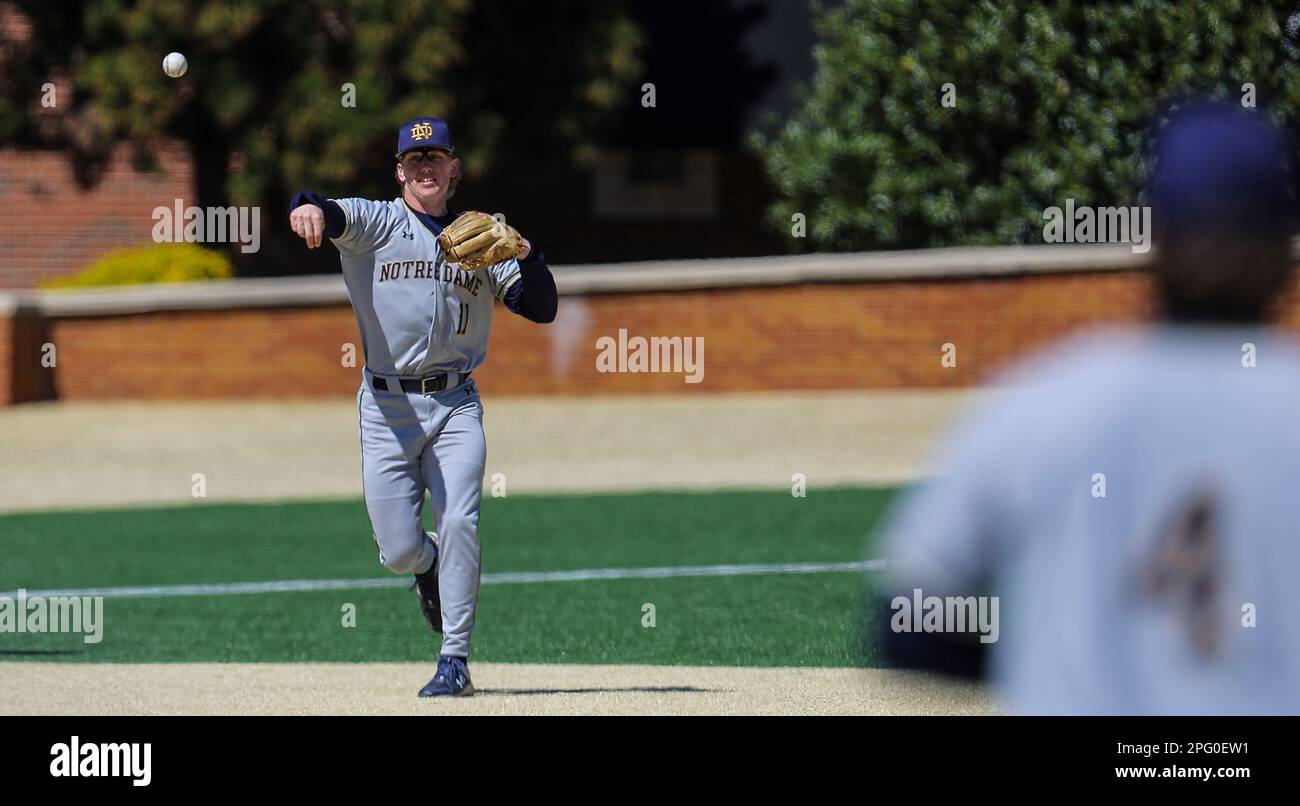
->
xmin=2 ymin=270 xmax=1178 ymax=404
xmin=0 ymin=301 xmax=54 ymax=404
xmin=483 ymin=272 xmax=1155 ymax=394
xmin=0 ymin=306 xmax=14 ymax=403
xmin=46 ymin=306 xmax=360 ymax=401
xmin=0 ymin=142 xmax=195 ymax=290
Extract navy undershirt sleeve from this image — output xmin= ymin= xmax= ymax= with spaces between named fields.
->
xmin=289 ymin=191 xmax=346 ymax=240
xmin=503 ymin=250 xmax=558 ymax=324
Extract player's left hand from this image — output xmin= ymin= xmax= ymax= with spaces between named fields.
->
xmin=437 ymin=211 xmax=530 ymax=271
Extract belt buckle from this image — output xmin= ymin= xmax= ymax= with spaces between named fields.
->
xmin=420 ymin=375 xmax=444 ymax=395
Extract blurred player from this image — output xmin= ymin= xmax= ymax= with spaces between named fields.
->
xmin=876 ymin=100 xmax=1300 ymax=715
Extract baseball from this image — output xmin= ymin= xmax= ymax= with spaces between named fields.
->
xmin=162 ymin=52 xmax=187 ymax=79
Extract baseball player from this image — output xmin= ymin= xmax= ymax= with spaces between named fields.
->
xmin=288 ymin=117 xmax=557 ymax=697
xmin=876 ymin=100 xmax=1300 ymax=714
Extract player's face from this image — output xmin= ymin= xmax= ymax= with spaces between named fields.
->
xmin=398 ymin=149 xmax=458 ymax=208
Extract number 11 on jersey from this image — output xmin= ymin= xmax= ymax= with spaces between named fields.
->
xmin=456 ymin=302 xmax=470 ymax=335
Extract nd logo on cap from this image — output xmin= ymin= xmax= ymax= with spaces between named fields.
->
xmin=396 ymin=117 xmax=454 ymax=157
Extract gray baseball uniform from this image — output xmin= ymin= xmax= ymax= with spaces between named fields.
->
xmin=882 ymin=326 xmax=1300 ymax=714
xmin=331 ymin=196 xmax=524 ymax=658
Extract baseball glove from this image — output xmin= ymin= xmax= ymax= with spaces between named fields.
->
xmin=437 ymin=211 xmax=529 ymax=271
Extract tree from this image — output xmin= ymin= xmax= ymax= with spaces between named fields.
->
xmin=0 ymin=0 xmax=642 ymax=272
xmin=752 ymin=0 xmax=1300 ymax=252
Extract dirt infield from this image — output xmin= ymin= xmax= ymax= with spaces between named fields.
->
xmin=0 ymin=390 xmax=974 ymax=512
xmin=0 ymin=662 xmax=998 ymax=716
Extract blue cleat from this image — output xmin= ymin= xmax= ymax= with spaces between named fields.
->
xmin=419 ymin=654 xmax=475 ymax=697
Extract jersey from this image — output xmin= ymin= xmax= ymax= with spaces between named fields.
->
xmin=330 ymin=197 xmax=523 ymax=377
xmin=881 ymin=324 xmax=1300 ymax=715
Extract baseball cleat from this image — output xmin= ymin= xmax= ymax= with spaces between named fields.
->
xmin=411 ymin=536 xmax=442 ymax=634
xmin=418 ymin=654 xmax=475 ymax=697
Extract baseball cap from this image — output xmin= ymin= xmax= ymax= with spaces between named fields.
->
xmin=1147 ymin=100 xmax=1299 ymax=240
xmin=396 ymin=117 xmax=454 ymax=158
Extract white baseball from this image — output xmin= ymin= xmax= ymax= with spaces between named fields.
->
xmin=163 ymin=52 xmax=188 ymax=79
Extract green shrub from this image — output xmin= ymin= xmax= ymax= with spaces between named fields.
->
xmin=42 ymin=243 xmax=234 ymax=289
xmin=752 ymin=1 xmax=1300 ymax=252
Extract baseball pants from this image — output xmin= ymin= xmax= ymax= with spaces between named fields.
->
xmin=357 ymin=370 xmax=485 ymax=658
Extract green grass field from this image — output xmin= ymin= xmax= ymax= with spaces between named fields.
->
xmin=0 ymin=487 xmax=900 ymax=667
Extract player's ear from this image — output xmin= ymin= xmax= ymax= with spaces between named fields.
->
xmin=395 ymin=162 xmax=405 ymax=184
xmin=450 ymin=157 xmax=461 ymax=179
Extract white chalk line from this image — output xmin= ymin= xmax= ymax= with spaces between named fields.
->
xmin=1 ymin=560 xmax=887 ymax=601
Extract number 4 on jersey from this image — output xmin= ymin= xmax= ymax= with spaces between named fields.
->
xmin=1138 ymin=488 xmax=1221 ymax=658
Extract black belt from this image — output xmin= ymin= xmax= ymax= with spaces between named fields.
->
xmin=371 ymin=371 xmax=470 ymax=395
